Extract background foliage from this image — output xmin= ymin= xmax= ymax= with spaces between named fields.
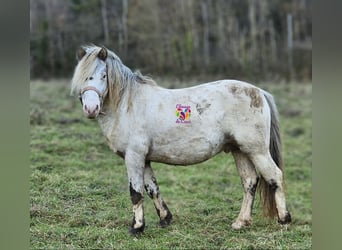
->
xmin=30 ymin=0 xmax=311 ymax=81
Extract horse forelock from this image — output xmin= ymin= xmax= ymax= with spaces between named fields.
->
xmin=71 ymin=45 xmax=103 ymax=95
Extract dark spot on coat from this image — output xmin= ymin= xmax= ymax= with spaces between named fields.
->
xmin=129 ymin=183 xmax=143 ymax=205
xmin=196 ymin=103 xmax=211 ymax=115
xmin=230 ymin=85 xmax=238 ymax=94
xmin=246 ymin=177 xmax=259 ymax=213
xmin=269 ymin=179 xmax=278 ymax=192
xmin=144 ymin=170 xmax=160 ymax=199
xmin=159 ymin=201 xmax=173 ymax=227
xmin=248 ymin=177 xmax=259 ymax=196
xmin=244 ymin=87 xmax=263 ymax=108
xmin=116 ymin=151 xmax=125 ymax=159
xmin=144 ymin=184 xmax=154 ymax=198
xmin=162 ymin=201 xmax=169 ymax=211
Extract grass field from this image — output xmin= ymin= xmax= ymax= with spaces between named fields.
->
xmin=30 ymin=79 xmax=311 ymax=249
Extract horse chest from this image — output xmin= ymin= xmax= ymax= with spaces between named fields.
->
xmin=98 ymin=115 xmax=131 ymax=151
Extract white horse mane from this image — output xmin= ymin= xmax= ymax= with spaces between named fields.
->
xmin=71 ymin=45 xmax=157 ymax=111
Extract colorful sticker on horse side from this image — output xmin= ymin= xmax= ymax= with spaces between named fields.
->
xmin=176 ymin=104 xmax=191 ymax=124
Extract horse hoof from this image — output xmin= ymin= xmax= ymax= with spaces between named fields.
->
xmin=129 ymin=225 xmax=145 ymax=236
xmin=160 ymin=212 xmax=173 ymax=228
xmin=278 ymin=211 xmax=292 ymax=225
xmin=160 ymin=220 xmax=169 ymax=228
xmin=231 ymin=219 xmax=251 ymax=230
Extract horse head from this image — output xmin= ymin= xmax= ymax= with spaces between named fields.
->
xmin=76 ymin=46 xmax=108 ymax=119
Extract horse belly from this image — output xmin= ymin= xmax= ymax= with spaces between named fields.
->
xmin=148 ymin=136 xmax=224 ymax=165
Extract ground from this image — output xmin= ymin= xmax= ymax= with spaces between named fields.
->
xmin=30 ymin=79 xmax=311 ymax=249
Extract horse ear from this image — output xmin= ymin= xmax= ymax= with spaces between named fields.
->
xmin=76 ymin=47 xmax=86 ymax=61
xmin=98 ymin=46 xmax=108 ymax=61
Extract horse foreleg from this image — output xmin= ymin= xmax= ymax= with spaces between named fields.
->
xmin=144 ymin=162 xmax=173 ymax=227
xmin=125 ymin=150 xmax=145 ymax=235
xmin=232 ymin=151 xmax=259 ymax=230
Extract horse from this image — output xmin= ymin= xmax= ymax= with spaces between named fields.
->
xmin=71 ymin=45 xmax=291 ymax=235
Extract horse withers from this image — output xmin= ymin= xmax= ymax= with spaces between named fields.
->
xmin=71 ymin=45 xmax=291 ymax=235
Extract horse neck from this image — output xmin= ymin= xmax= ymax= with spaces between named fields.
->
xmin=97 ymin=93 xmax=133 ymax=151
xmin=97 ymin=105 xmax=120 ymax=139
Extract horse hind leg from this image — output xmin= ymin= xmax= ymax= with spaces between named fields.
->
xmin=231 ymin=151 xmax=259 ymax=230
xmin=144 ymin=162 xmax=173 ymax=227
xmin=249 ymin=152 xmax=291 ymax=224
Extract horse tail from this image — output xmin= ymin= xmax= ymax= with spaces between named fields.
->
xmin=259 ymin=91 xmax=283 ymax=218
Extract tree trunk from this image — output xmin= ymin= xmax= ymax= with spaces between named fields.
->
xmin=201 ymin=0 xmax=210 ymax=66
xmin=43 ymin=1 xmax=55 ymax=75
xmin=248 ymin=0 xmax=257 ymax=65
xmin=100 ymin=0 xmax=110 ymax=45
xmin=122 ymin=0 xmax=128 ymax=56
xmin=287 ymin=13 xmax=294 ymax=81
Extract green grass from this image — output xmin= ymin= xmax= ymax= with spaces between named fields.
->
xmin=30 ymin=79 xmax=311 ymax=249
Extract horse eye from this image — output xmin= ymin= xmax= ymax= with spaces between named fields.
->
xmin=89 ymin=77 xmax=93 ymax=80
xmin=102 ymin=75 xmax=106 ymax=79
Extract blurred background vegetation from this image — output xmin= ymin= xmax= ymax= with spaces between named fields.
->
xmin=30 ymin=0 xmax=311 ymax=83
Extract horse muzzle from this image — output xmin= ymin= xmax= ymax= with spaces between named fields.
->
xmin=79 ymin=86 xmax=107 ymax=119
xmin=83 ymin=103 xmax=100 ymax=119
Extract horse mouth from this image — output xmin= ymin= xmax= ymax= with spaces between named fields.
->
xmin=83 ymin=110 xmax=99 ymax=119
xmin=85 ymin=113 xmax=98 ymax=119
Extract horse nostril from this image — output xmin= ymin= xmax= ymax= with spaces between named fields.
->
xmin=96 ymin=105 xmax=99 ymax=111
xmin=84 ymin=105 xmax=88 ymax=112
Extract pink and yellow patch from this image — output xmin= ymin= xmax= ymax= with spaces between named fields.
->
xmin=176 ymin=104 xmax=191 ymax=124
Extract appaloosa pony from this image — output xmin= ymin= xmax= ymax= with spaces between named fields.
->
xmin=71 ymin=45 xmax=291 ymax=235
